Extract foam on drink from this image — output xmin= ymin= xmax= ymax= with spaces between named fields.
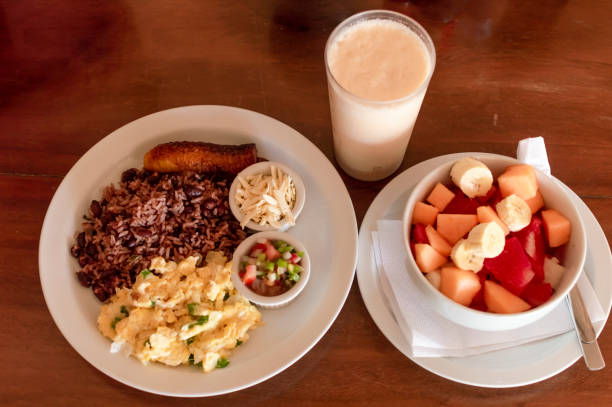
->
xmin=326 ymin=15 xmax=434 ymax=181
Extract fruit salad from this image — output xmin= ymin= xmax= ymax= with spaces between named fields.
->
xmin=410 ymin=157 xmax=572 ymax=314
xmin=239 ymin=238 xmax=304 ymax=297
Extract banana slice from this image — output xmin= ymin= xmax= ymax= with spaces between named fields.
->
xmin=466 ymin=222 xmax=506 ymax=258
xmin=450 ymin=157 xmax=494 ymax=198
xmin=496 ymin=194 xmax=532 ymax=232
xmin=450 ymin=239 xmax=485 ymax=272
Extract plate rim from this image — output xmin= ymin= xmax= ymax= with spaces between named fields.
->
xmin=356 ymin=152 xmax=612 ymax=388
xmin=39 ymin=105 xmax=358 ymax=397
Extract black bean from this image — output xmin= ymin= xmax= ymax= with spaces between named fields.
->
xmin=90 ymin=200 xmax=102 ymax=218
xmin=76 ymin=272 xmax=90 ymax=287
xmin=71 ymin=245 xmax=81 ymax=258
xmin=147 ymin=173 xmax=160 ymax=185
xmin=101 ymin=213 xmax=114 ymax=226
xmin=132 ymin=226 xmax=152 ymax=237
xmin=86 ymin=244 xmax=98 ymax=257
xmin=77 ymin=232 xmax=86 ymax=248
xmin=78 ymin=256 xmax=89 ymax=267
xmin=185 ymin=186 xmax=203 ymax=199
xmin=93 ymin=285 xmax=109 ymax=302
xmin=183 ymin=205 xmax=194 ymax=215
xmin=121 ymin=168 xmax=138 ymax=183
xmin=126 ymin=238 xmax=138 ymax=249
xmin=203 ymin=198 xmax=217 ymax=209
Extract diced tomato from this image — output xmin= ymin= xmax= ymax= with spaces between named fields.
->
xmin=411 ymin=223 xmax=429 ymax=244
xmin=521 ymin=282 xmax=553 ymax=307
xmin=249 ymin=243 xmax=267 ymax=257
xmin=266 ymin=244 xmax=280 ymax=261
xmin=241 ymin=264 xmax=257 ymax=285
xmin=290 ymin=253 xmax=301 ymax=264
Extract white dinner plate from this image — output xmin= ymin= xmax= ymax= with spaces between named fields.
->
xmin=357 ymin=153 xmax=612 ymax=388
xmin=39 ymin=106 xmax=358 ymax=397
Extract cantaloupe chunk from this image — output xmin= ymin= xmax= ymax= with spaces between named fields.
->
xmin=484 ymin=280 xmax=531 ymax=313
xmin=476 ymin=205 xmax=510 ymax=235
xmin=436 ymin=214 xmax=478 ymax=244
xmin=425 ymin=225 xmax=452 ymax=257
xmin=414 ymin=243 xmax=448 ymax=273
xmin=498 ymin=164 xmax=538 ymax=200
xmin=440 ymin=267 xmax=481 ymax=306
xmin=412 ymin=202 xmax=439 ymax=226
xmin=525 ymin=189 xmax=544 ymax=214
xmin=426 ymin=183 xmax=455 ymax=212
xmin=541 ymin=209 xmax=571 ymax=247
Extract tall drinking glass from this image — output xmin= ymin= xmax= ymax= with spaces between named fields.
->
xmin=325 ymin=10 xmax=436 ymax=181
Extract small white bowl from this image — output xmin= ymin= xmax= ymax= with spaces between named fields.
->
xmin=401 ymin=153 xmax=587 ymax=331
xmin=231 ymin=231 xmax=310 ymax=309
xmin=229 ymin=161 xmax=306 ymax=232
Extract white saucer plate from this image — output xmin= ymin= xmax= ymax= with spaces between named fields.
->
xmin=357 ymin=153 xmax=612 ymax=388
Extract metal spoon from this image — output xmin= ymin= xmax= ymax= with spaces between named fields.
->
xmin=567 ymin=285 xmax=605 ymax=370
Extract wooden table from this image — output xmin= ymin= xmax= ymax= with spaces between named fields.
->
xmin=2 ymin=1 xmax=611 ymax=405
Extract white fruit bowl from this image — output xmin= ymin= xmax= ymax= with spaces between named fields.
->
xmin=401 ymin=153 xmax=587 ymax=331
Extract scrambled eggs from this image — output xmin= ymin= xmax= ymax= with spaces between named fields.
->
xmin=98 ymin=252 xmax=261 ymax=372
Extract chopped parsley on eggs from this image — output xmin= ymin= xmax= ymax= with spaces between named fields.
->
xmin=97 ymin=252 xmax=261 ymax=372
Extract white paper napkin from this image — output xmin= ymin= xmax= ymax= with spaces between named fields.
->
xmin=374 ymin=138 xmax=605 ymax=358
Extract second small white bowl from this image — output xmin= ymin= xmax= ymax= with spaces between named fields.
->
xmin=231 ymin=231 xmax=310 ymax=309
xmin=229 ymin=161 xmax=306 ymax=232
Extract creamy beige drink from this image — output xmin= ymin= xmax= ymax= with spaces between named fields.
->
xmin=325 ymin=11 xmax=435 ymax=181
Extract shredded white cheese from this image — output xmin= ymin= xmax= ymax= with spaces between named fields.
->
xmin=235 ymin=165 xmax=296 ymax=228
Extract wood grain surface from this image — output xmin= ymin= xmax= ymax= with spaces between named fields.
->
xmin=1 ymin=0 xmax=611 ymax=405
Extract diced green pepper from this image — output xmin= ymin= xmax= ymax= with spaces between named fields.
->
xmin=187 ymin=303 xmax=198 ymax=316
xmin=141 ymin=269 xmax=151 ymax=278
xmin=216 ymin=358 xmax=230 ymax=368
xmin=120 ymin=305 xmax=129 ymax=317
xmin=297 ymin=251 xmax=304 ymax=258
xmin=189 ymin=315 xmax=209 ymax=328
xmin=111 ymin=316 xmax=123 ymax=329
xmin=186 ymin=337 xmax=195 ymax=345
xmin=257 ymin=253 xmax=266 ymax=262
xmin=265 ymin=261 xmax=275 ymax=271
xmin=276 ymin=258 xmax=288 ymax=269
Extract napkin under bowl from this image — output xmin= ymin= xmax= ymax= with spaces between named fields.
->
xmin=400 ymin=153 xmax=587 ymax=331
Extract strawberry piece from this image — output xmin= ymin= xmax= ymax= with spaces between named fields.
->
xmin=476 ymin=184 xmax=498 ymax=205
xmin=521 ymin=282 xmax=553 ymax=307
xmin=241 ymin=264 xmax=257 ymax=285
xmin=249 ymin=243 xmax=267 ymax=257
xmin=266 ymin=244 xmax=280 ymax=261
xmin=443 ymin=192 xmax=479 ymax=215
xmin=411 ymin=223 xmax=429 ymax=244
xmin=484 ymin=237 xmax=535 ymax=296
xmin=512 ymin=217 xmax=546 ymax=282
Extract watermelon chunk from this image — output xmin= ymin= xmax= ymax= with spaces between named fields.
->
xmin=521 ymin=282 xmax=553 ymax=307
xmin=443 ymin=191 xmax=479 ymax=215
xmin=476 ymin=184 xmax=498 ymax=205
xmin=512 ymin=217 xmax=546 ymax=282
xmin=411 ymin=223 xmax=429 ymax=245
xmin=483 ymin=237 xmax=535 ymax=296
